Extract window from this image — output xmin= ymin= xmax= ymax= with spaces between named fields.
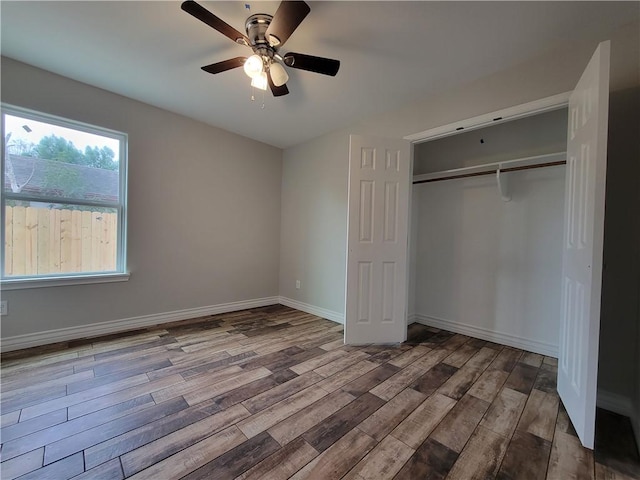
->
xmin=2 ymin=105 xmax=128 ymax=288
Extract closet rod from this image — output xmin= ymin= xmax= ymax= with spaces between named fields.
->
xmin=413 ymin=160 xmax=566 ymax=185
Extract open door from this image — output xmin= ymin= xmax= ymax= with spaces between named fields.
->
xmin=558 ymin=41 xmax=610 ymax=449
xmin=345 ymin=134 xmax=411 ymax=344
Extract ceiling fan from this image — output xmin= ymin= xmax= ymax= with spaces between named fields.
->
xmin=181 ymin=0 xmax=341 ymax=97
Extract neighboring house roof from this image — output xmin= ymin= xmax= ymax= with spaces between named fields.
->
xmin=4 ymin=155 xmax=119 ymax=203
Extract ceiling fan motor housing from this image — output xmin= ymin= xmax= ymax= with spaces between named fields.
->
xmin=246 ymin=14 xmax=275 ymax=53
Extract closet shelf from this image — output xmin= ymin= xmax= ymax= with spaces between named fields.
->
xmin=412 ymin=152 xmax=566 ymax=185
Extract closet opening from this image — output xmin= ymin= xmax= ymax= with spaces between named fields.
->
xmin=409 ymin=107 xmax=568 ymax=357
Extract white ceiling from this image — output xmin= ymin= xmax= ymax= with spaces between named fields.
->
xmin=1 ymin=1 xmax=637 ymax=149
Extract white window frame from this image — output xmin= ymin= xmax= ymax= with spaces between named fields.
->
xmin=1 ymin=104 xmax=129 ymax=289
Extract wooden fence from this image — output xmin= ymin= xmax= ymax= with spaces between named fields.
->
xmin=4 ymin=206 xmax=117 ymax=276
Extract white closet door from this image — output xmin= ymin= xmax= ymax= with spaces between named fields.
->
xmin=345 ymin=134 xmax=411 ymax=344
xmin=558 ymin=40 xmax=610 ymax=449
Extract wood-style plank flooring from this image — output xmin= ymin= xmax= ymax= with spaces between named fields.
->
xmin=1 ymin=305 xmax=638 ymax=479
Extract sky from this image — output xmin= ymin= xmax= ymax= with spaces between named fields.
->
xmin=4 ymin=113 xmax=121 ymax=162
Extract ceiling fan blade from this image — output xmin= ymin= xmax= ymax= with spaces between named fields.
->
xmin=181 ymin=1 xmax=249 ymax=46
xmin=283 ymin=52 xmax=340 ymax=76
xmin=265 ymin=1 xmax=310 ymax=47
xmin=268 ymin=71 xmax=289 ymax=96
xmin=201 ymin=57 xmax=247 ymax=74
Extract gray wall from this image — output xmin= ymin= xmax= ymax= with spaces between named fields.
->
xmin=1 ymin=57 xmax=283 ymax=338
xmin=599 ymin=87 xmax=640 ymax=410
xmin=279 ymin=22 xmax=639 ymax=419
xmin=279 ymin=131 xmax=349 ymax=317
xmin=412 ymin=170 xmax=565 ymax=356
xmin=600 ymin=85 xmax=640 ymax=449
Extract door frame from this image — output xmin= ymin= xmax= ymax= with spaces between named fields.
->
xmin=402 ymin=91 xmax=573 ymax=334
xmin=343 ymin=93 xmax=573 ymax=342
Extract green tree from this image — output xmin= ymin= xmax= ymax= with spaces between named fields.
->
xmin=84 ymin=145 xmax=117 ymax=170
xmin=32 ymin=135 xmax=85 ymax=165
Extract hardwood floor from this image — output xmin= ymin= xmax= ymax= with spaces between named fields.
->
xmin=1 ymin=305 xmax=638 ymax=479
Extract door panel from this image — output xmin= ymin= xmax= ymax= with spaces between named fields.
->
xmin=558 ymin=41 xmax=610 ymax=449
xmin=345 ymin=135 xmax=411 ymax=344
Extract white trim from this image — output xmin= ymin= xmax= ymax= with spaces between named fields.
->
xmin=1 ymin=273 xmax=131 ymax=290
xmin=404 ymin=91 xmax=571 ymax=144
xmin=279 ymin=297 xmax=344 ymax=324
xmin=596 ymin=389 xmax=634 ymax=418
xmin=0 ymin=296 xmax=279 ymax=352
xmin=413 ymin=313 xmax=558 ymax=357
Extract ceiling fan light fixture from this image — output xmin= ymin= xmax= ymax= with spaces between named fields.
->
xmin=251 ymin=71 xmax=268 ymax=90
xmin=243 ymin=54 xmax=264 ymax=78
xmin=269 ymin=62 xmax=289 ymax=87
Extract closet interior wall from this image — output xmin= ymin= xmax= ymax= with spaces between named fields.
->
xmin=410 ymin=109 xmax=568 ymax=356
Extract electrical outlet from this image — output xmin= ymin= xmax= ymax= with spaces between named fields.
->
xmin=295 ymin=280 xmax=301 ymax=289
xmin=0 ymin=301 xmax=7 ymax=316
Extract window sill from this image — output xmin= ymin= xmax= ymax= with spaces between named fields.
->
xmin=1 ymin=273 xmax=130 ymax=291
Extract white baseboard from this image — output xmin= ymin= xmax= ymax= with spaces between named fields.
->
xmin=278 ymin=297 xmax=344 ymax=324
xmin=596 ymin=389 xmax=634 ymax=418
xmin=413 ymin=313 xmax=558 ymax=357
xmin=0 ymin=296 xmax=280 ymax=352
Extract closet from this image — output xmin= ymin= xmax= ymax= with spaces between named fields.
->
xmin=345 ymin=41 xmax=609 ymax=449
xmin=409 ymin=108 xmax=568 ymax=357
